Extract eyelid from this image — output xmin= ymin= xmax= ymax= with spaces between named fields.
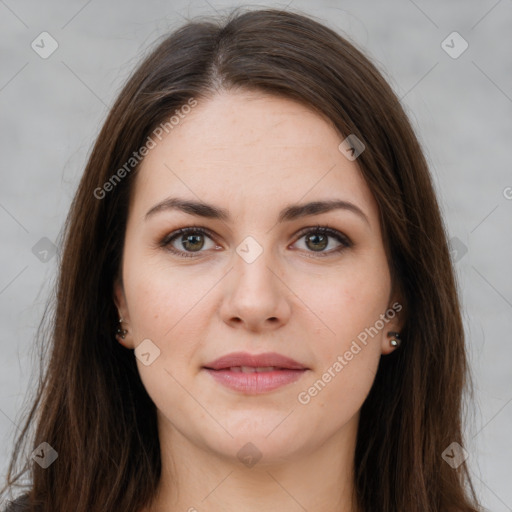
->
xmin=293 ymin=224 xmax=352 ymax=246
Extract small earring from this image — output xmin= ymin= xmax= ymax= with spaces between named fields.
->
xmin=116 ymin=318 xmax=128 ymax=340
xmin=388 ymin=331 xmax=401 ymax=347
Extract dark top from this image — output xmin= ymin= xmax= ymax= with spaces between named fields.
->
xmin=2 ymin=494 xmax=30 ymax=512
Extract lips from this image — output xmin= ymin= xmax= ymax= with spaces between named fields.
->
xmin=203 ymin=351 xmax=307 ymax=371
xmin=202 ymin=351 xmax=309 ymax=393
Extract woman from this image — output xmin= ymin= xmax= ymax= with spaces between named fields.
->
xmin=1 ymin=7 xmax=481 ymax=512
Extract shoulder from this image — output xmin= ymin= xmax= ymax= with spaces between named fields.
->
xmin=1 ymin=493 xmax=30 ymax=512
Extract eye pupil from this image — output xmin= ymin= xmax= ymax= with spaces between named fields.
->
xmin=306 ymin=233 xmax=328 ymax=251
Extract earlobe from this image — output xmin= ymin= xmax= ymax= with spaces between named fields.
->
xmin=381 ymin=297 xmax=405 ymax=355
xmin=381 ymin=329 xmax=403 ymax=355
xmin=115 ymin=317 xmax=129 ymax=345
xmin=388 ymin=331 xmax=401 ymax=347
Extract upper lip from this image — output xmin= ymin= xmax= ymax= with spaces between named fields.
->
xmin=203 ymin=351 xmax=308 ymax=370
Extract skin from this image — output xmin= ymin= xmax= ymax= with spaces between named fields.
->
xmin=113 ymin=90 xmax=403 ymax=512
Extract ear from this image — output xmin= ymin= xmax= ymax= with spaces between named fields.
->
xmin=380 ymin=296 xmax=405 ymax=355
xmin=113 ymin=277 xmax=135 ymax=349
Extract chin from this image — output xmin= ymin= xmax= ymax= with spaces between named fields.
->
xmin=201 ymin=424 xmax=311 ymax=465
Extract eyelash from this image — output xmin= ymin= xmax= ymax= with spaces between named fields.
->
xmin=158 ymin=225 xmax=352 ymax=259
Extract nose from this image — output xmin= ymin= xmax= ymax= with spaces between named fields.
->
xmin=219 ymin=245 xmax=292 ymax=332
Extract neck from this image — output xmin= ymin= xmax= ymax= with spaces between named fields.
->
xmin=145 ymin=412 xmax=361 ymax=512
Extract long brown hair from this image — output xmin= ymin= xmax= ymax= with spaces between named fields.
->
xmin=1 ymin=7 xmax=481 ymax=512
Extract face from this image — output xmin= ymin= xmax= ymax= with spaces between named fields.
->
xmin=114 ymin=90 xmax=403 ymax=466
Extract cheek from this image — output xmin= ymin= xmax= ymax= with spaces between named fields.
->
xmin=300 ymin=264 xmax=390 ymax=347
xmin=296 ymin=261 xmax=388 ymax=403
xmin=298 ymin=327 xmax=381 ymax=421
xmin=300 ymin=352 xmax=380 ymax=435
xmin=124 ymin=253 xmax=216 ymax=339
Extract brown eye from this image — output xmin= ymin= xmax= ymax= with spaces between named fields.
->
xmin=179 ymin=232 xmax=205 ymax=252
xmin=293 ymin=226 xmax=352 ymax=256
xmin=160 ymin=227 xmax=218 ymax=258
xmin=305 ymin=232 xmax=329 ymax=251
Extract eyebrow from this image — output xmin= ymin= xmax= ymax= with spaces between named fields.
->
xmin=145 ymin=197 xmax=370 ymax=226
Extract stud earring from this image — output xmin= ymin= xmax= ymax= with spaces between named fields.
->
xmin=116 ymin=317 xmax=128 ymax=340
xmin=388 ymin=331 xmax=401 ymax=347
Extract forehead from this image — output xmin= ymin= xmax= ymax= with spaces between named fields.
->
xmin=131 ymin=90 xmax=379 ymax=226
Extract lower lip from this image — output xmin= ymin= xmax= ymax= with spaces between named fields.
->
xmin=203 ymin=368 xmax=307 ymax=393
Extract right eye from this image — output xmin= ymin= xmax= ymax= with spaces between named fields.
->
xmin=159 ymin=227 xmax=221 ymax=258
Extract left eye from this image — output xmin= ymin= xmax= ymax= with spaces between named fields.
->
xmin=293 ymin=226 xmax=351 ymax=255
xmin=159 ymin=226 xmax=352 ymax=258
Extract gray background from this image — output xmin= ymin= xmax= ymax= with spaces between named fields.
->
xmin=1 ymin=0 xmax=511 ymax=509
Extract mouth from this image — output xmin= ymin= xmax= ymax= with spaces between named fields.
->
xmin=202 ymin=352 xmax=309 ymax=394
xmin=210 ymin=366 xmax=298 ymax=373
